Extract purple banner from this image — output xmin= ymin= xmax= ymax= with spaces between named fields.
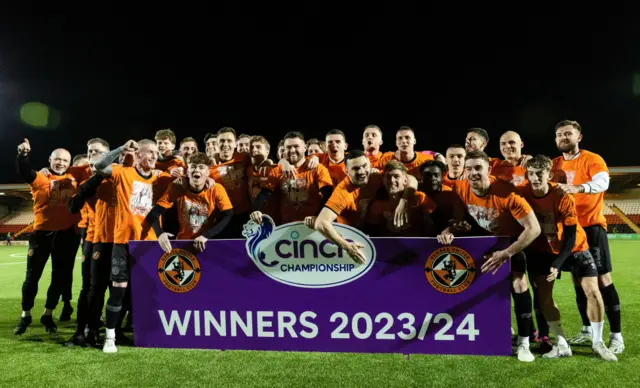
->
xmin=129 ymin=217 xmax=511 ymax=356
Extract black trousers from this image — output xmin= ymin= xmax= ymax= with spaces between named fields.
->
xmin=21 ymin=226 xmax=81 ymax=311
xmin=88 ymin=242 xmax=113 ymax=330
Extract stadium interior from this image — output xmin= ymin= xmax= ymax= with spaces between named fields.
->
xmin=3 ymin=167 xmax=639 ymax=241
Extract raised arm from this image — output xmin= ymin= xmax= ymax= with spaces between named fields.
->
xmin=314 ymin=207 xmax=366 ymax=264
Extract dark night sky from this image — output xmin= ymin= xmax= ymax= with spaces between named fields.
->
xmin=1 ymin=5 xmax=640 ymax=183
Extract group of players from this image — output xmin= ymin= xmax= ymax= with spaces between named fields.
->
xmin=12 ymin=121 xmax=624 ymax=361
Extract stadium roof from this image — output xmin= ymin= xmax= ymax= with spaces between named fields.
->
xmin=609 ymin=166 xmax=640 ymax=193
xmin=0 ymin=184 xmax=32 ymax=205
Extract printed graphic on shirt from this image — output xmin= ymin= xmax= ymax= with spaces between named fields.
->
xmin=49 ymin=178 xmax=76 ymax=206
xmin=467 ymin=204 xmax=499 ymax=233
xmin=181 ymin=198 xmax=209 ymax=233
xmin=281 ymin=177 xmax=309 ymax=210
xmin=129 ymin=180 xmax=153 ymax=216
xmin=217 ymin=164 xmax=245 ymax=190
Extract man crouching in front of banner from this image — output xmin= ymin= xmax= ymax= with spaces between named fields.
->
xmin=145 ymin=152 xmax=234 ymax=253
xmin=437 ymin=150 xmax=541 ymax=362
xmin=306 ymin=150 xmax=417 ymax=264
xmin=518 ymin=155 xmax=616 ymax=361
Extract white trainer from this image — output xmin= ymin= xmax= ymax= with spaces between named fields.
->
xmin=103 ymin=338 xmax=118 ymax=353
xmin=608 ymin=338 xmax=625 ymax=354
xmin=516 ymin=345 xmax=535 ymax=362
xmin=567 ymin=330 xmax=592 ymax=345
xmin=593 ymin=341 xmax=617 ymax=361
xmin=542 ymin=344 xmax=572 ymax=359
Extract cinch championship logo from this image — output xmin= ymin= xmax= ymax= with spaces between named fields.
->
xmin=157 ymin=249 xmax=201 ymax=293
xmin=424 ymin=246 xmax=475 ymax=294
xmin=242 ymin=215 xmax=376 ymax=288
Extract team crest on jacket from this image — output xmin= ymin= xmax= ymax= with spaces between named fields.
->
xmin=157 ymin=249 xmax=201 ymax=293
xmin=424 ymin=246 xmax=475 ymax=294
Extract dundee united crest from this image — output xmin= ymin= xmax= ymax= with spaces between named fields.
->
xmin=425 ymin=246 xmax=475 ymax=294
xmin=157 ymin=249 xmax=201 ymax=293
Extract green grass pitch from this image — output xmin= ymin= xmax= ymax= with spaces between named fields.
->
xmin=0 ymin=242 xmax=638 ymax=388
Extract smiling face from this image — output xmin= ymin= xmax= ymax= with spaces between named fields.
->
xmin=499 ymin=131 xmax=523 ymax=160
xmin=218 ymin=132 xmax=236 ymax=161
xmin=346 ymin=156 xmax=371 ymax=187
xmin=464 ymin=157 xmax=491 ymax=191
xmin=136 ymin=143 xmax=158 ymax=171
xmin=49 ymin=149 xmax=71 ymax=174
xmin=284 ymin=137 xmax=306 ymax=165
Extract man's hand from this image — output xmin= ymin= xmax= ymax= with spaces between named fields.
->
xmin=123 ymin=140 xmax=139 ymax=153
xmin=557 ymin=183 xmax=584 ymax=195
xmin=205 ymin=177 xmax=215 ymax=189
xmin=305 ymin=155 xmax=320 ymax=169
xmin=170 ymin=167 xmax=184 ymax=178
xmin=17 ymin=138 xmax=31 ymax=156
xmin=304 ymin=216 xmax=317 ymax=229
xmin=39 ymin=168 xmax=51 ymax=177
xmin=250 ymin=211 xmax=263 ymax=224
xmin=394 ymin=198 xmax=409 ymax=228
xmin=158 ymin=232 xmax=174 ymax=253
xmin=481 ymin=249 xmax=511 ymax=274
xmin=344 ymin=241 xmax=366 ymax=264
xmin=519 ymin=154 xmax=533 ymax=168
xmin=437 ymin=230 xmax=455 ymax=245
xmin=257 ymin=160 xmax=273 ymax=176
xmin=547 ymin=267 xmax=559 ymax=282
xmin=193 ymin=236 xmax=208 ymax=252
xmin=279 ymin=159 xmax=297 ymax=179
xmin=209 ymin=154 xmax=222 ymax=166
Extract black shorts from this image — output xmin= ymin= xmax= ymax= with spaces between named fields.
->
xmin=511 ymin=250 xmax=527 ymax=274
xmin=525 ymin=249 xmax=598 ymax=279
xmin=111 ymin=243 xmax=131 ymax=282
xmin=583 ymin=225 xmax=612 ymax=275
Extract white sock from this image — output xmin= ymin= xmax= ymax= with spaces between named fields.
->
xmin=610 ymin=332 xmax=623 ymax=342
xmin=581 ymin=325 xmax=592 ymax=333
xmin=549 ymin=321 xmax=568 ymax=347
xmin=517 ymin=336 xmax=529 ymax=347
xmin=590 ymin=321 xmax=604 ymax=344
xmin=106 ymin=328 xmax=116 ymax=339
xmin=22 ymin=310 xmax=31 ymax=318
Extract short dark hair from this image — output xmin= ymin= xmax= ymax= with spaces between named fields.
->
xmin=326 ymin=129 xmax=346 ymax=140
xmin=419 ymin=160 xmax=447 ymax=175
xmin=397 ymin=125 xmax=414 ymax=134
xmin=283 ymin=131 xmax=305 ymax=141
xmin=345 ymin=150 xmax=366 ymax=165
xmin=187 ymin=152 xmax=212 ymax=167
xmin=364 ymin=125 xmax=382 ymax=135
xmin=467 ymin=128 xmax=489 ymax=142
xmin=218 ymin=127 xmax=237 ymax=139
xmin=87 ymin=138 xmax=110 ymax=150
xmin=204 ymin=132 xmax=217 ymax=143
xmin=447 ymin=143 xmax=466 ymax=152
xmin=465 ymin=150 xmax=490 ymax=164
xmin=73 ymin=154 xmax=88 ymax=165
xmin=525 ymin=155 xmax=552 ymax=171
xmin=555 ymin=120 xmax=581 ymax=132
xmin=238 ymin=133 xmax=251 ymax=140
xmin=278 ymin=140 xmax=284 ymax=148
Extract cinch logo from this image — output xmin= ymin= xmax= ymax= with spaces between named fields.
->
xmin=157 ymin=249 xmax=202 ymax=293
xmin=242 ymin=215 xmax=376 ymax=288
xmin=424 ymin=246 xmax=475 ymax=294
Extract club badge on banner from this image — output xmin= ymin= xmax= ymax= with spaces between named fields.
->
xmin=129 ymin=216 xmax=512 ymax=356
